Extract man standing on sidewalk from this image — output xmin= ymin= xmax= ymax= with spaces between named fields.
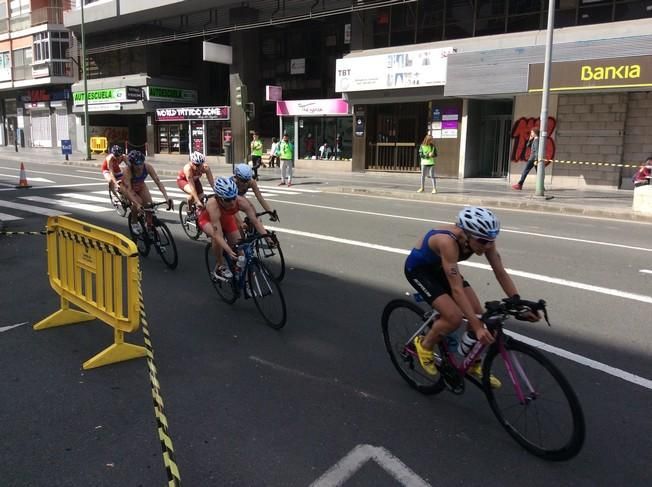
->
xmin=512 ymin=128 xmax=539 ymax=190
xmin=279 ymin=133 xmax=294 ymax=187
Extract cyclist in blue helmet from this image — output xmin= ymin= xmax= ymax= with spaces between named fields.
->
xmin=405 ymin=207 xmax=540 ymax=384
xmin=199 ymin=177 xmax=269 ymax=280
xmin=232 ymin=163 xmax=277 ymax=221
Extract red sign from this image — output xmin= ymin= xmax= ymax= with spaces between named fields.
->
xmin=28 ymin=89 xmax=50 ymax=102
xmin=511 ymin=117 xmax=556 ymax=162
xmin=266 ymin=85 xmax=283 ymax=102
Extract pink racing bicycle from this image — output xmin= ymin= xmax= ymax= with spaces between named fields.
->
xmin=382 ymin=295 xmax=585 ymax=461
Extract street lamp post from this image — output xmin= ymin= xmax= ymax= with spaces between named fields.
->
xmin=80 ymin=0 xmax=91 ymax=160
xmin=535 ymin=0 xmax=556 ymax=197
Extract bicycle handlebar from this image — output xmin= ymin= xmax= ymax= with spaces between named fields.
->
xmin=255 ymin=210 xmax=279 ymax=222
xmin=235 ymin=232 xmax=272 ymax=249
xmin=143 ymin=200 xmax=174 ymax=211
xmin=483 ymin=297 xmax=551 ymax=327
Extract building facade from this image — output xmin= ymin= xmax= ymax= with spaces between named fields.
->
xmin=57 ymin=0 xmax=652 ymax=188
xmin=0 ymin=0 xmax=76 ymax=150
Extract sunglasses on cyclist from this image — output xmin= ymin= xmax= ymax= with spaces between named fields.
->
xmin=220 ymin=196 xmax=236 ymax=203
xmin=474 ymin=237 xmax=495 ymax=246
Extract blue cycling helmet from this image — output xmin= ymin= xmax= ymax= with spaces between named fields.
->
xmin=234 ymin=163 xmax=253 ymax=181
xmin=110 ymin=145 xmax=123 ymax=157
xmin=127 ymin=150 xmax=145 ymax=166
xmin=456 ymin=206 xmax=500 ymax=240
xmin=214 ymin=177 xmax=238 ymax=199
xmin=190 ymin=151 xmax=205 ymax=165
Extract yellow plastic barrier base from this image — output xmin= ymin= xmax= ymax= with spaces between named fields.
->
xmin=83 ymin=341 xmax=147 ymax=370
xmin=33 ymin=307 xmax=95 ymax=330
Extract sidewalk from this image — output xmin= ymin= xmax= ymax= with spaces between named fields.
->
xmin=2 ymin=147 xmax=650 ymax=223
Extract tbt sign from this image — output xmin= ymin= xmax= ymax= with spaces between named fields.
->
xmin=528 ymin=55 xmax=652 ymax=92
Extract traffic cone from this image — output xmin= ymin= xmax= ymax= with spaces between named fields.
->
xmin=15 ymin=162 xmax=32 ymax=189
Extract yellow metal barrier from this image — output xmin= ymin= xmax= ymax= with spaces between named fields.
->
xmin=34 ymin=215 xmax=144 ymax=369
xmin=90 ymin=136 xmax=108 ymax=154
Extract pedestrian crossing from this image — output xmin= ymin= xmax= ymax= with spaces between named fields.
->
xmin=0 ymin=183 xmax=319 ymax=222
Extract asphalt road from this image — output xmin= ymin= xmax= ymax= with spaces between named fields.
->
xmin=1 ymin=161 xmax=651 ymax=486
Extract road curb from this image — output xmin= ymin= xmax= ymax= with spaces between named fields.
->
xmin=329 ymin=186 xmax=652 ymax=223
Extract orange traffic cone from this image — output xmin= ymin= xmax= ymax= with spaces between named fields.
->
xmin=15 ymin=162 xmax=32 ymax=189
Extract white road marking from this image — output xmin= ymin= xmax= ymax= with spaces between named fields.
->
xmin=57 ymin=192 xmax=114 ymax=203
xmin=640 ymin=269 xmax=652 ymax=275
xmin=0 ymin=212 xmax=21 ymax=221
xmin=0 ymin=173 xmax=54 ymax=184
xmin=265 ymin=199 xmax=652 ymax=252
xmin=267 ymin=225 xmax=652 ymax=305
xmin=75 ymin=169 xmax=104 ymax=174
xmin=0 ymin=322 xmax=29 ymax=333
xmin=0 ymin=200 xmax=68 ymax=216
xmin=0 ymin=181 xmax=110 ymax=192
xmin=310 ymin=444 xmax=431 ymax=487
xmin=506 ymin=330 xmax=652 ymax=390
xmin=18 ymin=196 xmax=112 ymax=213
xmin=0 ymin=166 xmax=102 ymax=181
xmin=258 ymin=184 xmax=321 ymax=193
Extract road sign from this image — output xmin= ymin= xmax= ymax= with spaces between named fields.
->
xmin=61 ymin=139 xmax=73 ymax=155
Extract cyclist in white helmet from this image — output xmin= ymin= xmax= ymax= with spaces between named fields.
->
xmin=404 ymin=207 xmax=540 ymax=385
xmin=232 ymin=163 xmax=278 ymax=221
xmin=176 ymin=151 xmax=215 ymax=212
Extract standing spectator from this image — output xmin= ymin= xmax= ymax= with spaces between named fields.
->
xmin=304 ymin=132 xmax=315 ymax=158
xmin=335 ymin=133 xmax=343 ymax=160
xmin=632 ymin=155 xmax=652 ymax=187
xmin=250 ymin=131 xmax=264 ymax=180
xmin=512 ymin=128 xmax=540 ymax=190
xmin=417 ymin=134 xmax=438 ymax=194
xmin=279 ymin=133 xmax=295 ymax=187
xmin=269 ymin=137 xmax=279 ymax=168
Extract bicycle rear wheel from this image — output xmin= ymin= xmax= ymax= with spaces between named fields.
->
xmin=179 ymin=200 xmax=201 ymax=240
xmin=483 ymin=339 xmax=585 ymax=461
xmin=204 ymin=243 xmax=237 ymax=304
xmin=109 ymin=187 xmax=127 ymax=217
xmin=247 ymin=260 xmax=286 ymax=329
xmin=255 ymin=234 xmax=285 ymax=281
xmin=127 ymin=211 xmax=150 ymax=256
xmin=381 ymin=299 xmax=445 ymax=395
xmin=153 ymin=220 xmax=178 ymax=269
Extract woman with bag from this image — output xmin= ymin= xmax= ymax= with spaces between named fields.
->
xmin=417 ymin=134 xmax=438 ymax=194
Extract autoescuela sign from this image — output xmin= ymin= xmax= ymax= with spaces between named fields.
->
xmin=528 ymin=55 xmax=652 ymax=92
xmin=155 ymin=106 xmax=230 ymax=121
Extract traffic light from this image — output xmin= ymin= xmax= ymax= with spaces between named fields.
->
xmin=245 ymin=102 xmax=255 ymax=121
xmin=235 ymin=84 xmax=247 ymax=107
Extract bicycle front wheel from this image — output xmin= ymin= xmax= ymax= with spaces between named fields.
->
xmin=127 ymin=211 xmax=150 ymax=257
xmin=247 ymin=260 xmax=286 ymax=329
xmin=109 ymin=187 xmax=127 ymax=217
xmin=204 ymin=243 xmax=237 ymax=304
xmin=483 ymin=339 xmax=585 ymax=461
xmin=381 ymin=299 xmax=445 ymax=395
xmin=153 ymin=220 xmax=178 ymax=269
xmin=179 ymin=200 xmax=201 ymax=240
xmin=255 ymin=235 xmax=285 ymax=281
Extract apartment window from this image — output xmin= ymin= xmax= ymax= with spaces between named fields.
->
xmin=34 ymin=32 xmax=50 ymax=61
xmin=12 ymin=46 xmax=31 ymax=80
xmin=0 ymin=51 xmax=10 ymax=80
xmin=10 ymin=0 xmax=30 ymax=17
xmin=0 ymin=1 xmax=7 ymax=18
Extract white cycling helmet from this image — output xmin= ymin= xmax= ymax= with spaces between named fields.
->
xmin=234 ymin=163 xmax=253 ymax=181
xmin=214 ymin=177 xmax=238 ymax=199
xmin=456 ymin=207 xmax=500 ymax=240
xmin=190 ymin=151 xmax=205 ymax=165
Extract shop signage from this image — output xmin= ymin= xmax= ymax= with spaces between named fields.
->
xmin=191 ymin=120 xmax=204 ymax=153
xmin=354 ymin=116 xmax=365 ymax=137
xmin=126 ymin=86 xmax=143 ymax=101
xmin=28 ymin=89 xmax=50 ymax=102
xmin=276 ymin=99 xmax=350 ymax=116
xmin=88 ymin=103 xmax=122 ymax=112
xmin=528 ymin=55 xmax=652 ymax=92
xmin=146 ymin=86 xmax=197 ymax=104
xmin=336 ymin=47 xmax=454 ymax=92
xmin=73 ymin=88 xmax=137 ymax=105
xmin=155 ymin=106 xmax=230 ymax=121
xmin=266 ymin=85 xmax=283 ymax=102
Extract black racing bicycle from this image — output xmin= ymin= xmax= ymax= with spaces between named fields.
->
xmin=382 ymin=295 xmax=585 ymax=461
xmin=205 ymin=233 xmax=286 ymax=329
xmin=127 ymin=200 xmax=178 ymax=270
xmin=108 ymin=184 xmax=129 ymax=217
xmin=178 ymin=199 xmax=202 ymax=241
xmin=244 ymin=210 xmax=285 ymax=282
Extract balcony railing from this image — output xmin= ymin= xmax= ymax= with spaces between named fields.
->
xmin=13 ymin=65 xmax=33 ymax=81
xmin=10 ymin=13 xmax=31 ymax=32
xmin=32 ymin=60 xmax=73 ymax=78
xmin=31 ymin=7 xmax=65 ymax=26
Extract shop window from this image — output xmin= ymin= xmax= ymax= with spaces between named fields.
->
xmin=0 ymin=51 xmax=10 ymax=81
xmin=579 ymin=1 xmax=615 ymax=23
xmin=475 ymin=17 xmax=507 ymax=36
xmin=477 ymin=0 xmax=507 ymax=18
xmin=509 ymin=0 xmax=542 ymax=15
xmin=445 ymin=21 xmax=474 ymax=40
xmin=615 ymin=0 xmax=652 ymax=21
xmin=506 ymin=13 xmax=541 ymax=32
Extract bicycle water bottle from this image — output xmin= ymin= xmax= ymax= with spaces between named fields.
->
xmin=458 ymin=330 xmax=478 ymax=356
xmin=235 ymin=255 xmax=246 ymax=274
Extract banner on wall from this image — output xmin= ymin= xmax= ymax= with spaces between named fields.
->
xmin=336 ymin=47 xmax=454 ymax=92
xmin=276 ymin=99 xmax=350 ymax=116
